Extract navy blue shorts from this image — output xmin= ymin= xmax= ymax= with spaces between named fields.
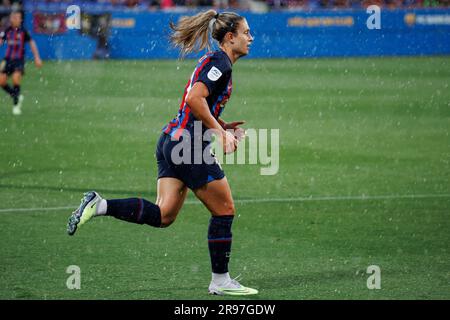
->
xmin=0 ymin=59 xmax=25 ymax=76
xmin=156 ymin=132 xmax=225 ymax=190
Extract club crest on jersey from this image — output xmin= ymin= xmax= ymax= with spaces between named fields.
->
xmin=207 ymin=66 xmax=222 ymax=81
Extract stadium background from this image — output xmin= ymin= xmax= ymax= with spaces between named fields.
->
xmin=0 ymin=0 xmax=449 ymax=300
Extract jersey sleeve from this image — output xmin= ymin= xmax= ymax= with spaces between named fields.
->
xmin=194 ymin=56 xmax=231 ymax=95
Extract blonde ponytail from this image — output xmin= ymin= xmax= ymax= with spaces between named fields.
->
xmin=169 ymin=9 xmax=217 ymax=57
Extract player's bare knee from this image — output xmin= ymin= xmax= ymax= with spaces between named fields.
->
xmin=229 ymin=203 xmax=236 ymax=215
xmin=160 ymin=215 xmax=176 ymax=228
xmin=220 ymin=201 xmax=235 ymax=215
xmin=159 ymin=206 xmax=179 ymax=227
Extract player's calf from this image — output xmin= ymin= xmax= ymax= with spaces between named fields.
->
xmin=104 ymin=197 xmax=162 ymax=227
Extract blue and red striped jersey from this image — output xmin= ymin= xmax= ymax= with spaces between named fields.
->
xmin=1 ymin=27 xmax=32 ymax=61
xmin=162 ymin=50 xmax=233 ymax=140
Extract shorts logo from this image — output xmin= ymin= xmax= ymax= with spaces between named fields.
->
xmin=207 ymin=66 xmax=222 ymax=81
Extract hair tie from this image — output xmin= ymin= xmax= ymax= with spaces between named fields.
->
xmin=214 ymin=13 xmax=219 ymax=19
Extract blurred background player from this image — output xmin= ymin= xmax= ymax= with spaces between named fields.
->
xmin=0 ymin=11 xmax=42 ymax=115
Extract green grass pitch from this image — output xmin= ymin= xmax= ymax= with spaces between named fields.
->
xmin=0 ymin=57 xmax=449 ymax=299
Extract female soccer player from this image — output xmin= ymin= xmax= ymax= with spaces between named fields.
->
xmin=67 ymin=10 xmax=256 ymax=296
xmin=0 ymin=11 xmax=42 ymax=115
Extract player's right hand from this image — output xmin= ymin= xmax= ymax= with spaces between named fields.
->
xmin=222 ymin=130 xmax=237 ymax=154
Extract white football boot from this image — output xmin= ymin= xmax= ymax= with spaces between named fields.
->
xmin=12 ymin=95 xmax=24 ymax=115
xmin=208 ymin=277 xmax=258 ymax=296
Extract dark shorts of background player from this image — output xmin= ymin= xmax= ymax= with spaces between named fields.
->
xmin=156 ymin=132 xmax=225 ymax=190
xmin=0 ymin=59 xmax=25 ymax=76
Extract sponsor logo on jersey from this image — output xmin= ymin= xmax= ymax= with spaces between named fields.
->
xmin=207 ymin=66 xmax=222 ymax=81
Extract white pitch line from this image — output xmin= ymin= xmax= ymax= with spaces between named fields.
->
xmin=233 ymin=193 xmax=450 ymax=204
xmin=0 ymin=193 xmax=449 ymax=213
xmin=0 ymin=206 xmax=76 ymax=213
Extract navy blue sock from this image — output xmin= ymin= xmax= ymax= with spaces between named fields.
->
xmin=1 ymin=84 xmax=14 ymax=97
xmin=106 ymin=198 xmax=161 ymax=227
xmin=208 ymin=215 xmax=234 ymax=274
xmin=12 ymin=85 xmax=20 ymax=105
